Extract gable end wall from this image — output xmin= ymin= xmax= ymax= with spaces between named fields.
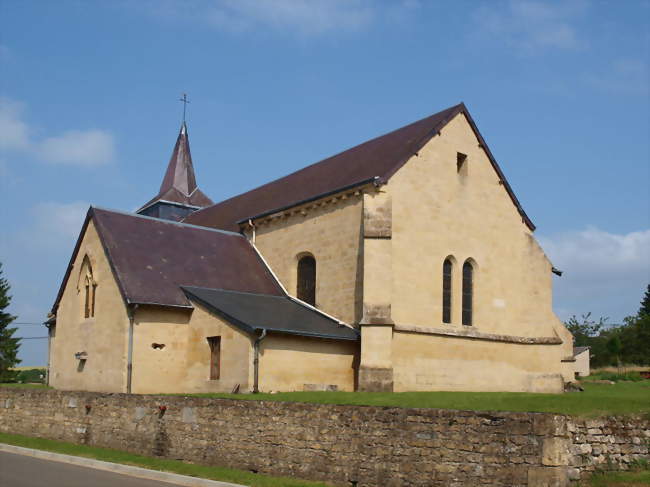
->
xmin=50 ymin=220 xmax=129 ymax=393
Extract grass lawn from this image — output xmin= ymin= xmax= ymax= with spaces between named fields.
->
xmin=172 ymin=380 xmax=650 ymax=417
xmin=584 ymin=468 xmax=650 ymax=486
xmin=0 ymin=432 xmax=330 ymax=487
xmin=2 ymin=380 xmax=649 ymax=417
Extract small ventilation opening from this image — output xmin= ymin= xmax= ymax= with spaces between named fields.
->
xmin=457 ymin=152 xmax=467 ymax=173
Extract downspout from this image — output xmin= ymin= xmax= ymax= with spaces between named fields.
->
xmin=44 ymin=316 xmax=54 ymax=386
xmin=253 ymin=328 xmax=267 ymax=393
xmin=126 ymin=303 xmax=139 ymax=394
xmin=247 ymin=219 xmax=256 ymax=244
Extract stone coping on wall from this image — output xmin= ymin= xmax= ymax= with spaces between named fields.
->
xmin=0 ymin=387 xmax=648 ymax=487
xmin=394 ymin=323 xmax=564 ymax=345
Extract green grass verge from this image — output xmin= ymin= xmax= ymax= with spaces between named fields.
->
xmin=585 ymin=371 xmax=646 ymax=382
xmin=585 ymin=468 xmax=650 ymax=486
xmin=170 ymin=381 xmax=650 ymax=417
xmin=2 ymin=381 xmax=649 ymax=417
xmin=0 ymin=432 xmax=330 ymax=487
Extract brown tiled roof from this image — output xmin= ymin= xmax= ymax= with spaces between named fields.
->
xmin=52 ymin=207 xmax=284 ymax=312
xmin=184 ymin=103 xmax=534 ymax=232
xmin=138 ymin=122 xmax=214 ymax=212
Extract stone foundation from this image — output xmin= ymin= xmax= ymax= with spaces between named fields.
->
xmin=0 ymin=388 xmax=647 ymax=486
xmin=358 ymin=366 xmax=394 ymax=392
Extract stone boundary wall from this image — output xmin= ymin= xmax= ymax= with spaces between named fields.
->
xmin=0 ymin=388 xmax=648 ymax=487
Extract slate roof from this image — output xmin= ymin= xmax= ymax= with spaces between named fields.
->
xmin=138 ymin=122 xmax=213 ymax=212
xmin=184 ymin=103 xmax=534 ymax=232
xmin=573 ymin=346 xmax=590 ymax=356
xmin=182 ymin=286 xmax=359 ymax=341
xmin=52 ymin=207 xmax=284 ymax=312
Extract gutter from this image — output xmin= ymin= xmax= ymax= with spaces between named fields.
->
xmin=286 ymin=294 xmax=355 ymax=330
xmin=126 ymin=303 xmax=139 ymax=394
xmin=136 ymin=199 xmax=203 ymax=214
xmin=253 ymin=328 xmax=267 ymax=393
xmin=247 ymin=242 xmax=289 ymax=295
xmin=235 ymin=176 xmax=380 ymax=225
xmin=247 ymin=219 xmax=256 ymax=244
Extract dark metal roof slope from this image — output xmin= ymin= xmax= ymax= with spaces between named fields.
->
xmin=138 ymin=122 xmax=214 ymax=212
xmin=182 ymin=286 xmax=359 ymax=341
xmin=573 ymin=346 xmax=590 ymax=356
xmin=184 ymin=103 xmax=534 ymax=232
xmin=52 ymin=207 xmax=284 ymax=312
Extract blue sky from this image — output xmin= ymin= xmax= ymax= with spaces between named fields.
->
xmin=1 ymin=0 xmax=648 ymax=366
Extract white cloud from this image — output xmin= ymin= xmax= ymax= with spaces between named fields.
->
xmin=474 ymin=0 xmax=586 ymax=53
xmin=0 ymin=97 xmax=30 ymax=150
xmin=27 ymin=201 xmax=90 ymax=249
xmin=585 ymin=58 xmax=649 ymax=96
xmin=0 ymin=97 xmax=115 ymax=166
xmin=143 ymin=0 xmax=419 ymax=36
xmin=539 ymin=227 xmax=650 ymax=321
xmin=38 ymin=129 xmax=115 ymax=166
xmin=208 ymin=0 xmax=374 ymax=35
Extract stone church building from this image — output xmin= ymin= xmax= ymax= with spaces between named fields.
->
xmin=47 ymin=103 xmax=575 ymax=395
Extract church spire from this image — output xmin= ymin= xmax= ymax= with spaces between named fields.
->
xmin=137 ymin=116 xmax=213 ymax=222
xmin=158 ymin=121 xmax=198 ymax=198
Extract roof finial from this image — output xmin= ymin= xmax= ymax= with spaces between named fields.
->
xmin=179 ymin=93 xmax=190 ymax=125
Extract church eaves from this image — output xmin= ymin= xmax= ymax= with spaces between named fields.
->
xmin=51 ymin=207 xmax=284 ymax=313
xmin=183 ymin=103 xmax=535 ymax=232
xmin=138 ymin=122 xmax=213 ymax=221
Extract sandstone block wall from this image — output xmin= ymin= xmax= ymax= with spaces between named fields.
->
xmin=0 ymin=388 xmax=647 ymax=487
xmin=252 ymin=194 xmax=364 ymax=325
xmin=567 ymin=417 xmax=650 ymax=482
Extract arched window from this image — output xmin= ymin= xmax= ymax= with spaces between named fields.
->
xmin=462 ymin=260 xmax=474 ymax=326
xmin=442 ymin=258 xmax=453 ymax=324
xmin=80 ymin=256 xmax=97 ymax=318
xmin=297 ymin=255 xmax=316 ymax=306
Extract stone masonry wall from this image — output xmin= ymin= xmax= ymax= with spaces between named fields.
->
xmin=0 ymin=388 xmax=648 ymax=486
xmin=567 ymin=417 xmax=650 ymax=483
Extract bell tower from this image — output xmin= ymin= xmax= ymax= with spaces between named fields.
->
xmin=137 ymin=118 xmax=213 ymax=221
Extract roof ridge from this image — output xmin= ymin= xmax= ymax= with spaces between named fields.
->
xmin=184 ymin=102 xmax=534 ymax=232
xmin=92 ymin=206 xmax=244 ymax=237
xmin=188 ymin=104 xmax=464 ymax=222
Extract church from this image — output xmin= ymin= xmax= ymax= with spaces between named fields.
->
xmin=47 ymin=103 xmax=576 ymax=395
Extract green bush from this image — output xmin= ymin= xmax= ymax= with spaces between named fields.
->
xmin=587 ymin=371 xmax=645 ymax=382
xmin=15 ymin=368 xmax=46 ymax=384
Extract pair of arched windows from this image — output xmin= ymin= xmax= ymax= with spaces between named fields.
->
xmin=442 ymin=258 xmax=474 ymax=326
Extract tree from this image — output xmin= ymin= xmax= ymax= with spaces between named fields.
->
xmin=620 ymin=313 xmax=650 ymax=366
xmin=0 ymin=262 xmax=20 ymax=382
xmin=565 ymin=313 xmax=607 ymax=347
xmin=639 ymin=284 xmax=650 ymax=317
xmin=606 ymin=334 xmax=622 ymax=372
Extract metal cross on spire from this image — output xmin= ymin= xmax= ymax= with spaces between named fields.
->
xmin=179 ymin=93 xmax=190 ymax=123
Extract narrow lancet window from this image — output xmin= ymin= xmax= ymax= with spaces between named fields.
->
xmin=207 ymin=336 xmax=221 ymax=380
xmin=442 ymin=258 xmax=453 ymax=324
xmin=297 ymin=255 xmax=316 ymax=306
xmin=80 ymin=256 xmax=96 ymax=318
xmin=462 ymin=261 xmax=474 ymax=326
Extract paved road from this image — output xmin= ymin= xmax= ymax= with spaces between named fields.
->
xmin=0 ymin=451 xmax=181 ymax=487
